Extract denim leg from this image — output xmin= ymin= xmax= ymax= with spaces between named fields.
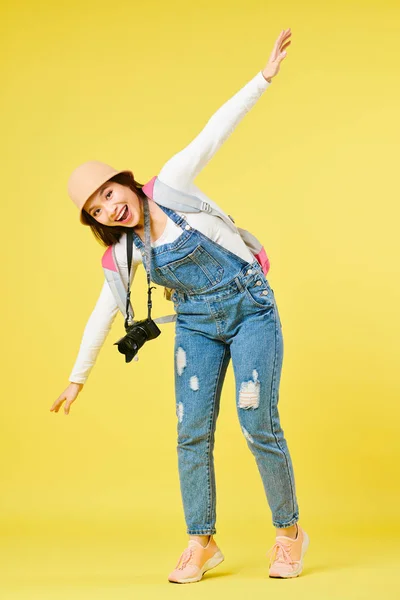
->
xmin=174 ymin=327 xmax=231 ymax=536
xmin=229 ymin=302 xmax=299 ymax=528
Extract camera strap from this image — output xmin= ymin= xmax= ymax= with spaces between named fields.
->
xmin=125 ymin=196 xmax=156 ymax=330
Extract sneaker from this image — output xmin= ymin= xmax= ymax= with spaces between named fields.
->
xmin=168 ymin=536 xmax=225 ymax=584
xmin=267 ymin=523 xmax=310 ymax=578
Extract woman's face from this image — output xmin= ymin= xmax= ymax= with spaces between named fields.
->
xmin=83 ymin=181 xmax=142 ymax=227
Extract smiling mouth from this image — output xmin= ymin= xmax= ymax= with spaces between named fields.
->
xmin=116 ymin=205 xmax=130 ymax=223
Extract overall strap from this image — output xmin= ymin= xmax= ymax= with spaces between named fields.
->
xmin=155 ymin=203 xmax=190 ymax=229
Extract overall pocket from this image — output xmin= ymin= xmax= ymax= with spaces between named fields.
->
xmin=245 ymin=276 xmax=275 ymax=309
xmin=155 ymin=245 xmax=224 ymax=293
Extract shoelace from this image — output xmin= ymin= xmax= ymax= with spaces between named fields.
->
xmin=175 ymin=545 xmax=194 ymax=570
xmin=267 ymin=540 xmax=293 ymax=567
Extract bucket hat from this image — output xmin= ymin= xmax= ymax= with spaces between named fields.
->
xmin=67 ymin=160 xmax=133 ymax=225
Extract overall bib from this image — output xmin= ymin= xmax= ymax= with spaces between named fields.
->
xmin=132 ymin=204 xmax=299 ymax=535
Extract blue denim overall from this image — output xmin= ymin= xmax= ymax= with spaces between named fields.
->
xmin=132 ymin=204 xmax=299 ymax=534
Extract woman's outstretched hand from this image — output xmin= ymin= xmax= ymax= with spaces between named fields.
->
xmin=262 ymin=28 xmax=292 ymax=82
xmin=50 ymin=382 xmax=84 ymax=415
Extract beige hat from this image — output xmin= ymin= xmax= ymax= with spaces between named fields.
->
xmin=67 ymin=160 xmax=132 ymax=225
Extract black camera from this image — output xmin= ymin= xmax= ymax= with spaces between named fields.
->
xmin=114 ymin=317 xmax=161 ymax=363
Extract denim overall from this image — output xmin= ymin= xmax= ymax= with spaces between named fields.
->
xmin=132 ymin=204 xmax=299 ymax=534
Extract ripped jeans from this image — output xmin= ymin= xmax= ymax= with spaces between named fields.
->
xmin=171 ymin=263 xmax=299 ymax=534
xmin=131 ymin=203 xmax=300 ymax=535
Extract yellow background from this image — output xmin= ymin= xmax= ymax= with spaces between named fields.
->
xmin=1 ymin=0 xmax=399 ymax=597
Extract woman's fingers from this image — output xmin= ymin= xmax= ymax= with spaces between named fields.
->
xmin=50 ymin=396 xmax=74 ymax=415
xmin=50 ymin=393 xmax=74 ymax=414
xmin=50 ymin=396 xmax=65 ymax=412
xmin=270 ymin=29 xmax=291 ymax=63
xmin=271 ymin=33 xmax=283 ymax=60
xmin=63 ymin=399 xmax=74 ymax=415
xmin=262 ymin=29 xmax=292 ymax=81
xmin=275 ymin=30 xmax=292 ymax=62
xmin=51 ymin=383 xmax=82 ymax=415
xmin=279 ymin=31 xmax=291 ymax=55
xmin=276 ymin=29 xmax=291 ymax=48
xmin=279 ymin=40 xmax=291 ymax=60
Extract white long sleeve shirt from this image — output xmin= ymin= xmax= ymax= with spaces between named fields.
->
xmin=69 ymin=70 xmax=271 ymax=384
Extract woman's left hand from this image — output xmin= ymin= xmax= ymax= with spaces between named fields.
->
xmin=262 ymin=29 xmax=292 ymax=82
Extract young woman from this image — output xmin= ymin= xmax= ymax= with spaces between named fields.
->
xmin=51 ymin=28 xmax=310 ymax=582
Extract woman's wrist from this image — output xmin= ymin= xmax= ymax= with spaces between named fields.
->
xmin=261 ymin=70 xmax=272 ymax=83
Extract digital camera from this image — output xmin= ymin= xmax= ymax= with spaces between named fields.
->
xmin=114 ymin=317 xmax=161 ymax=363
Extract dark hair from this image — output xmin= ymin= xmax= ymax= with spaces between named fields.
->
xmin=80 ymin=171 xmax=147 ymax=247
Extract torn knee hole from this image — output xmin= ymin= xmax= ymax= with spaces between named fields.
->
xmin=189 ymin=375 xmax=199 ymax=391
xmin=176 ymin=346 xmax=187 ymax=376
xmin=238 ymin=369 xmax=260 ymax=409
xmin=177 ymin=402 xmax=184 ymax=423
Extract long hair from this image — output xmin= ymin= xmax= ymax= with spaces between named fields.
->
xmin=80 ymin=171 xmax=147 ymax=247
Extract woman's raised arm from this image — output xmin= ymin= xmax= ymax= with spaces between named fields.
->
xmin=158 ymin=29 xmax=291 ymax=193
